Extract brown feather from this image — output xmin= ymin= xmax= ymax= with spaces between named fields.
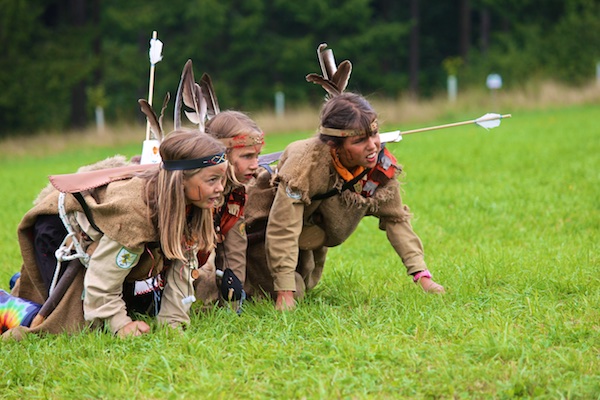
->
xmin=320 ymin=48 xmax=337 ymax=81
xmin=305 ymin=73 xmax=340 ymax=97
xmin=183 ymin=82 xmax=207 ymax=133
xmin=331 ymin=60 xmax=352 ymax=93
xmin=174 ymin=60 xmax=194 ymax=129
xmin=181 ymin=63 xmax=199 ymax=124
xmin=317 ymin=43 xmax=329 ymax=79
xmin=200 ymin=73 xmax=220 ymax=119
xmin=138 ymin=99 xmax=161 ymax=140
xmin=175 ymin=59 xmax=208 ymax=132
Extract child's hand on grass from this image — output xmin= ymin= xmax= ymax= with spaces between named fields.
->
xmin=275 ymin=291 xmax=296 ymax=311
xmin=117 ymin=321 xmax=151 ymax=338
xmin=419 ymin=277 xmax=445 ymax=294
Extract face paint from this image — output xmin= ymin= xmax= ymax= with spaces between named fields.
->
xmin=338 ymin=133 xmax=381 ymax=169
xmin=183 ymin=163 xmax=227 ymax=208
xmin=228 ymin=145 xmax=263 ymax=183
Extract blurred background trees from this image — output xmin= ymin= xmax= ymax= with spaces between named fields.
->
xmin=1 ymin=0 xmax=598 ymax=136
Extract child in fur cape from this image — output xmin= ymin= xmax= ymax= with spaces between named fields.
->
xmin=3 ymin=130 xmax=227 ymax=338
xmin=243 ymin=44 xmax=444 ymax=309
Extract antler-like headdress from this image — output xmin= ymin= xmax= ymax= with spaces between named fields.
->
xmin=306 ymin=43 xmax=375 ymax=138
xmin=305 ymin=43 xmax=352 ymax=98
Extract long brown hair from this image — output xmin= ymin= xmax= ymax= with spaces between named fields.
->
xmin=318 ymin=93 xmax=378 ymax=148
xmin=143 ymin=129 xmax=226 ymax=260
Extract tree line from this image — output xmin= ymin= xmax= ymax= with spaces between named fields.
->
xmin=1 ymin=0 xmax=598 ymax=136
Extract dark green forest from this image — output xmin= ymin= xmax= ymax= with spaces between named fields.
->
xmin=1 ymin=0 xmax=598 ymax=135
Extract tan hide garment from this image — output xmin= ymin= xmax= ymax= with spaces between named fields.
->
xmin=244 ymin=138 xmax=412 ymax=298
xmin=5 ymin=163 xmax=163 ymax=340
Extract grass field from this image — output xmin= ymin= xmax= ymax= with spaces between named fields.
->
xmin=1 ymin=101 xmax=598 ymax=398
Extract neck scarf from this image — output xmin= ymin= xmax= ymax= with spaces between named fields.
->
xmin=330 ymin=148 xmax=365 ymax=182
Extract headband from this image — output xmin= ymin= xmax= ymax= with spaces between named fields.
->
xmin=219 ymin=132 xmax=265 ymax=149
xmin=162 ymin=152 xmax=226 ymax=171
xmin=318 ymin=121 xmax=379 ymax=138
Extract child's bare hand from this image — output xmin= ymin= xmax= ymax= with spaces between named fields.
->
xmin=117 ymin=321 xmax=151 ymax=338
xmin=419 ymin=277 xmax=445 ymax=294
xmin=275 ymin=291 xmax=296 ymax=311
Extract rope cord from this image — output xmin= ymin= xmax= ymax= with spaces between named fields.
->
xmin=49 ymin=192 xmax=91 ymax=296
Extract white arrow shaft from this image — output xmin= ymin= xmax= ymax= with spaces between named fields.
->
xmin=400 ymin=113 xmax=511 ymax=136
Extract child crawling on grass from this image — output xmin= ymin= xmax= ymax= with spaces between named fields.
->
xmin=243 ymin=45 xmax=445 ymax=310
xmin=3 ymin=130 xmax=227 ymax=339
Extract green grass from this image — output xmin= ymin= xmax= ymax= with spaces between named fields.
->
xmin=1 ymin=105 xmax=599 ymax=399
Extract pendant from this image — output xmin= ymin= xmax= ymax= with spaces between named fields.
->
xmin=191 ymin=269 xmax=200 ymax=280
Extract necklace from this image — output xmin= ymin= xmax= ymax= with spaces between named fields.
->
xmin=184 ymin=229 xmax=200 ymax=280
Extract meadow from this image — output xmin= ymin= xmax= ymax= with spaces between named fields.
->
xmin=0 ymin=88 xmax=598 ymax=398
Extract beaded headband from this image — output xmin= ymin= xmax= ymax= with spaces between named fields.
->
xmin=318 ymin=121 xmax=378 ymax=138
xmin=162 ymin=152 xmax=226 ymax=171
xmin=219 ymin=132 xmax=265 ymax=149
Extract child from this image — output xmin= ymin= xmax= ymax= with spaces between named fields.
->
xmin=4 ymin=129 xmax=227 ymax=338
xmin=170 ymin=61 xmax=265 ymax=310
xmin=194 ymin=111 xmax=264 ymax=309
xmin=243 ymin=45 xmax=444 ymax=310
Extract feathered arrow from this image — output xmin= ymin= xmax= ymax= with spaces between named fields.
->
xmin=258 ymin=113 xmax=512 ymax=166
xmin=379 ymin=113 xmax=512 ymax=143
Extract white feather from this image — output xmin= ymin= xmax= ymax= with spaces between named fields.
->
xmin=379 ymin=130 xmax=402 ymax=143
xmin=475 ymin=113 xmax=502 ymax=130
xmin=149 ymin=38 xmax=163 ymax=65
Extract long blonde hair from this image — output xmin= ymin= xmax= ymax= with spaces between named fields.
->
xmin=143 ymin=129 xmax=226 ymax=261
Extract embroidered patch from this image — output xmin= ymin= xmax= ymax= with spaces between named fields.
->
xmin=353 ymin=181 xmax=363 ymax=193
xmin=286 ymin=186 xmax=302 ymax=200
xmin=116 ymin=247 xmax=139 ymax=269
xmin=238 ymin=222 xmax=246 ymax=236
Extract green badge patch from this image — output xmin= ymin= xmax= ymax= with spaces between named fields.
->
xmin=116 ymin=247 xmax=139 ymax=269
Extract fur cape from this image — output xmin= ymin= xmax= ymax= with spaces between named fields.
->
xmin=243 ymin=138 xmax=411 ymax=298
xmin=4 ymin=157 xmax=164 ymax=340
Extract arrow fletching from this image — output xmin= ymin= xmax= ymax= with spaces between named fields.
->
xmin=149 ymin=37 xmax=163 ymax=65
xmin=475 ymin=113 xmax=505 ymax=130
xmin=379 ymin=130 xmax=402 ymax=143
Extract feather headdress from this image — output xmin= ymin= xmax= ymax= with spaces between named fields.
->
xmin=199 ymin=72 xmax=220 ymax=120
xmin=306 ymin=43 xmax=352 ymax=97
xmin=174 ymin=59 xmax=208 ymax=132
xmin=138 ymin=92 xmax=170 ymax=142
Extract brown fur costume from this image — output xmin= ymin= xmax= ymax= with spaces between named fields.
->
xmin=4 ymin=158 xmax=165 ymax=340
xmin=244 ymin=138 xmax=421 ymax=299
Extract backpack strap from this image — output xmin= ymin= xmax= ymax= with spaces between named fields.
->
xmin=310 ymin=168 xmax=370 ymax=201
xmin=72 ymin=192 xmax=104 ymax=235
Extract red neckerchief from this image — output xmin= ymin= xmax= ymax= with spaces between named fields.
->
xmin=357 ymin=147 xmax=398 ymax=198
xmin=194 ymin=187 xmax=247 ymax=265
xmin=216 ymin=186 xmax=246 ymax=239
